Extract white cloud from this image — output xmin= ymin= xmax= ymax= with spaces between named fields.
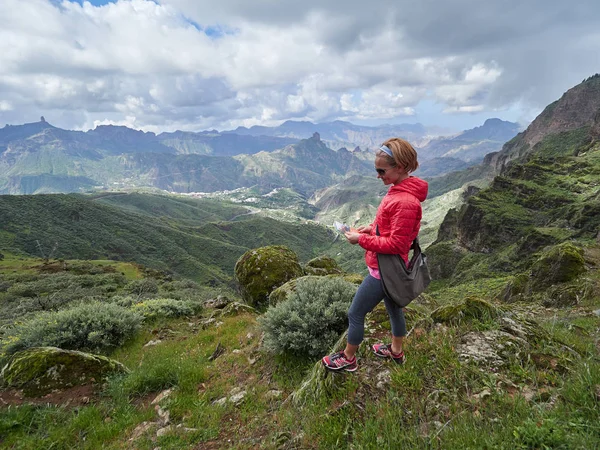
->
xmin=0 ymin=0 xmax=599 ymax=131
xmin=443 ymin=105 xmax=485 ymax=114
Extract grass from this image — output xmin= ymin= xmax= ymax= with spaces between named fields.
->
xmin=1 ymin=266 xmax=599 ymax=448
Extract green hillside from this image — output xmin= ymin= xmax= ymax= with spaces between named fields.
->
xmin=0 ymin=193 xmax=343 ymax=286
xmin=428 ymin=125 xmax=600 ymax=286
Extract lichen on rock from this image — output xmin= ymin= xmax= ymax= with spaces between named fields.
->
xmin=0 ymin=346 xmax=128 ymax=397
xmin=218 ymin=302 xmax=257 ymax=317
xmin=457 ymin=330 xmax=527 ymax=367
xmin=234 ymin=245 xmax=304 ymax=308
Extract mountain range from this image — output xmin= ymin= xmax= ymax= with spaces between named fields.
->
xmin=0 ymin=116 xmax=519 ymax=195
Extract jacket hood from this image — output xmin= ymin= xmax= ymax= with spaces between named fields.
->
xmin=388 ymin=176 xmax=428 ymax=202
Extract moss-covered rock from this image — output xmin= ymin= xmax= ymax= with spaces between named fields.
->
xmin=528 ymin=242 xmax=586 ymax=291
xmin=341 ymin=273 xmax=364 ymax=285
xmin=0 ymin=347 xmax=128 ymax=397
xmin=269 ymin=273 xmax=363 ymax=306
xmin=234 ymin=245 xmax=304 ymax=308
xmin=499 ymin=272 xmax=530 ymax=302
xmin=431 ymin=297 xmax=500 ymax=324
xmin=303 ymin=256 xmax=342 ymax=276
xmin=542 ymin=279 xmax=597 ymax=307
xmin=426 ymin=240 xmax=468 ymax=280
xmin=515 ymin=229 xmax=560 ymax=255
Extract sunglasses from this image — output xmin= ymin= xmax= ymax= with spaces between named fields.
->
xmin=375 ymin=168 xmax=390 ymax=176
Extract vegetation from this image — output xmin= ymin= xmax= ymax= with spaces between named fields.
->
xmin=1 ymin=89 xmax=600 ymax=447
xmin=259 ymin=276 xmax=357 ymax=357
xmin=0 ymin=303 xmax=143 ymax=360
xmin=0 ymin=193 xmax=347 ymax=286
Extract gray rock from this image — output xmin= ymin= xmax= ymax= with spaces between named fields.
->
xmin=212 ymin=397 xmax=227 ymax=406
xmin=129 ymin=422 xmax=158 ymax=441
xmin=156 ymin=426 xmax=172 ymax=437
xmin=219 ymin=302 xmax=257 ymax=317
xmin=204 ymin=295 xmax=232 ymax=309
xmin=151 ymin=388 xmax=173 ymax=405
xmin=265 ymin=389 xmax=283 ymax=400
xmin=229 ymin=387 xmax=247 ymax=405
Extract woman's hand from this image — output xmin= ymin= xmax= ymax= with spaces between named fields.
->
xmin=356 ymin=225 xmax=372 ymax=234
xmin=344 ymin=231 xmax=361 ymax=245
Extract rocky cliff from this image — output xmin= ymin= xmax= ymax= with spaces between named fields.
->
xmin=488 ymin=74 xmax=600 ymax=172
xmin=427 ymin=75 xmax=600 ymax=303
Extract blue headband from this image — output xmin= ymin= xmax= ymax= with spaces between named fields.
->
xmin=379 ymin=145 xmax=393 ymax=157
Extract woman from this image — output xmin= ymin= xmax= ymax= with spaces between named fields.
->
xmin=322 ymin=138 xmax=428 ymax=372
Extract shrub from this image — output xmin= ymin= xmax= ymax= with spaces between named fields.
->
xmin=0 ymin=303 xmax=142 ymax=359
xmin=259 ymin=277 xmax=357 ymax=357
xmin=126 ymin=278 xmax=159 ymax=297
xmin=107 ymin=295 xmax=137 ymax=307
xmin=131 ymin=298 xmax=201 ymax=320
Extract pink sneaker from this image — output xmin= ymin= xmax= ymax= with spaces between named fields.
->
xmin=321 ymin=351 xmax=358 ymax=372
xmin=372 ymin=343 xmax=406 ymax=365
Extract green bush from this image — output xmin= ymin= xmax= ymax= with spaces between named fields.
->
xmin=131 ymin=298 xmax=201 ymax=320
xmin=259 ymin=277 xmax=357 ymax=357
xmin=107 ymin=295 xmax=137 ymax=307
xmin=0 ymin=303 xmax=142 ymax=359
xmin=126 ymin=278 xmax=159 ymax=297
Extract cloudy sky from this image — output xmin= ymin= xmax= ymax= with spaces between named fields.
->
xmin=1 ymin=0 xmax=599 ymax=133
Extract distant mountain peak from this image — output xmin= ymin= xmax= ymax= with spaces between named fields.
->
xmin=483 ymin=118 xmax=511 ymax=126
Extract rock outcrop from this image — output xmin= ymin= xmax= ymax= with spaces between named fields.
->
xmin=234 ymin=245 xmax=304 ymax=308
xmin=303 ymin=256 xmax=342 ymax=276
xmin=0 ymin=347 xmax=128 ymax=396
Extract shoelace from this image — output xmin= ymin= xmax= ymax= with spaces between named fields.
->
xmin=330 ymin=352 xmax=352 ymax=366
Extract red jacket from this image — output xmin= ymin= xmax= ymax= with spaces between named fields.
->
xmin=358 ymin=176 xmax=428 ymax=268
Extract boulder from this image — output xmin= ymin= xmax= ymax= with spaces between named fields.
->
xmin=234 ymin=246 xmax=304 ymax=308
xmin=303 ymin=256 xmax=342 ymax=276
xmin=528 ymin=242 xmax=586 ymax=291
xmin=430 ymin=297 xmax=500 ymax=324
xmin=426 ymin=241 xmax=468 ymax=280
xmin=499 ymin=273 xmax=530 ymax=302
xmin=0 ymin=347 xmax=128 ymax=397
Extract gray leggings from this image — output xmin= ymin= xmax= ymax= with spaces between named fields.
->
xmin=347 ymin=274 xmax=407 ymax=346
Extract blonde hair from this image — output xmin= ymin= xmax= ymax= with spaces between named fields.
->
xmin=377 ymin=138 xmax=419 ymax=173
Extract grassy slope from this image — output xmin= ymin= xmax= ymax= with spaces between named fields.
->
xmin=0 ymin=193 xmax=343 ymax=286
xmin=1 ymin=269 xmax=598 ymax=449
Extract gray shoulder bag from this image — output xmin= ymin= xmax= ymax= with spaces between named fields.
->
xmin=376 ymin=225 xmax=431 ymax=307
